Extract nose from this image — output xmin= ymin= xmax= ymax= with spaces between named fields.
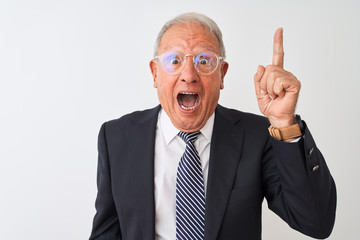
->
xmin=179 ymin=55 xmax=200 ymax=83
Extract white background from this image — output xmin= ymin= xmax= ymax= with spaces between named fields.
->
xmin=1 ymin=0 xmax=359 ymax=239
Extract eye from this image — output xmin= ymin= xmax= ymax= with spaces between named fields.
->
xmin=199 ymin=59 xmax=209 ymax=65
xmin=170 ymin=58 xmax=180 ymax=65
xmin=161 ymin=52 xmax=183 ymax=66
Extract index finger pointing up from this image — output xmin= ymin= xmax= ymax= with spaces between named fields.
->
xmin=272 ymin=27 xmax=284 ymax=68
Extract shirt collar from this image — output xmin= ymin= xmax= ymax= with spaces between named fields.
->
xmin=159 ymin=108 xmax=215 ymax=145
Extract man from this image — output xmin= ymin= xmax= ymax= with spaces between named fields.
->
xmin=89 ymin=13 xmax=336 ymax=240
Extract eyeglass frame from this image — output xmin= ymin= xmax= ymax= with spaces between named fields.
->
xmin=154 ymin=51 xmax=226 ymax=75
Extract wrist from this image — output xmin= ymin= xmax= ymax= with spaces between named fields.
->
xmin=268 ymin=115 xmax=304 ymax=141
xmin=268 ymin=116 xmax=296 ymax=128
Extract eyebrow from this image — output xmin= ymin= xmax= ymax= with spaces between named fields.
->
xmin=162 ymin=45 xmax=217 ymax=53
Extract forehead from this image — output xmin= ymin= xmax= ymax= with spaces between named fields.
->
xmin=158 ymin=22 xmax=220 ymax=54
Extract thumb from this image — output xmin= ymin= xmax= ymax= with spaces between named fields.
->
xmin=254 ymin=65 xmax=265 ymax=96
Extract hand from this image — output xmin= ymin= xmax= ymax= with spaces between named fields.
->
xmin=254 ymin=28 xmax=301 ymax=128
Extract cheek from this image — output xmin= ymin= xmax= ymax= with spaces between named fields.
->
xmin=202 ymin=85 xmax=220 ymax=107
xmin=156 ymin=76 xmax=177 ymax=100
xmin=204 ymin=78 xmax=222 ymax=95
xmin=202 ymin=79 xmax=222 ymax=106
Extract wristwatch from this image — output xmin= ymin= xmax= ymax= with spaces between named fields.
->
xmin=268 ymin=114 xmax=304 ymax=141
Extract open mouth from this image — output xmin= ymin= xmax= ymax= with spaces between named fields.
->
xmin=177 ymin=92 xmax=199 ymax=111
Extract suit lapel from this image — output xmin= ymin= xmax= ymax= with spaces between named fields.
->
xmin=121 ymin=105 xmax=243 ymax=239
xmin=204 ymin=105 xmax=245 ymax=240
xmin=125 ymin=105 xmax=161 ymax=239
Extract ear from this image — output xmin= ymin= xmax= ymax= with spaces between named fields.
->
xmin=150 ymin=59 xmax=158 ymax=88
xmin=220 ymin=61 xmax=229 ymax=89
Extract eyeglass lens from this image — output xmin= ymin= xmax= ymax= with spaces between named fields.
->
xmin=159 ymin=52 xmax=219 ymax=74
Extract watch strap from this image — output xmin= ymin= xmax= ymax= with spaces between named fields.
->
xmin=268 ymin=123 xmax=302 ymax=141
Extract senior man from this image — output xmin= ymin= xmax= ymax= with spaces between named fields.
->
xmin=89 ymin=13 xmax=336 ymax=240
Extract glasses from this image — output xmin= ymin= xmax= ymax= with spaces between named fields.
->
xmin=154 ymin=51 xmax=225 ymax=75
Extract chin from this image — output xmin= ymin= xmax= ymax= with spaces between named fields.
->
xmin=177 ymin=116 xmax=206 ymax=132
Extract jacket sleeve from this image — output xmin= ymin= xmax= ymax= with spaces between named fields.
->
xmin=263 ymin=121 xmax=336 ymax=239
xmin=89 ymin=123 xmax=122 ymax=240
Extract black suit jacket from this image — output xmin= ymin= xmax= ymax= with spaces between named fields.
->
xmin=90 ymin=105 xmax=336 ymax=240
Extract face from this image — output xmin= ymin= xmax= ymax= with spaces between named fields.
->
xmin=150 ymin=22 xmax=228 ymax=132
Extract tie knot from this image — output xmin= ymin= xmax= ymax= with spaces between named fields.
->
xmin=178 ymin=131 xmax=201 ymax=143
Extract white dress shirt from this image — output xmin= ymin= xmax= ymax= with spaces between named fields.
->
xmin=154 ymin=109 xmax=215 ymax=240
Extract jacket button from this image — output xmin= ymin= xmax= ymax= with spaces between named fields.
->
xmin=309 ymin=147 xmax=314 ymax=156
xmin=312 ymin=165 xmax=319 ymax=172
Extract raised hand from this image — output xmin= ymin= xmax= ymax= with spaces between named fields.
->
xmin=254 ymin=28 xmax=301 ymax=128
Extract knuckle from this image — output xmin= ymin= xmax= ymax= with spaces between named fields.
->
xmin=274 ymin=76 xmax=282 ymax=83
xmin=295 ymin=81 xmax=301 ymax=93
xmin=259 ymin=80 xmax=266 ymax=89
xmin=292 ymin=76 xmax=301 ymax=87
xmin=266 ymin=65 xmax=282 ymax=72
xmin=273 ymin=51 xmax=284 ymax=56
xmin=268 ymin=71 xmax=277 ymax=79
xmin=265 ymin=65 xmax=273 ymax=71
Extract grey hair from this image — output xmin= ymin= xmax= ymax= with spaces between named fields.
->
xmin=153 ymin=12 xmax=226 ymax=58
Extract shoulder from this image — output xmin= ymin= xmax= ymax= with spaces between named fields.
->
xmin=216 ymin=105 xmax=269 ymax=129
xmin=100 ymin=105 xmax=161 ymax=134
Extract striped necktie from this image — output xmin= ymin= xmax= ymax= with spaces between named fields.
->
xmin=176 ymin=131 xmax=205 ymax=240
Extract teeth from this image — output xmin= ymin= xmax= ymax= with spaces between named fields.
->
xmin=178 ymin=92 xmax=199 ymax=111
xmin=181 ymin=105 xmax=197 ymax=110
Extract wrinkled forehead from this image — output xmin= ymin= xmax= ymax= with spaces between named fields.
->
xmin=158 ymin=22 xmax=220 ymax=55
